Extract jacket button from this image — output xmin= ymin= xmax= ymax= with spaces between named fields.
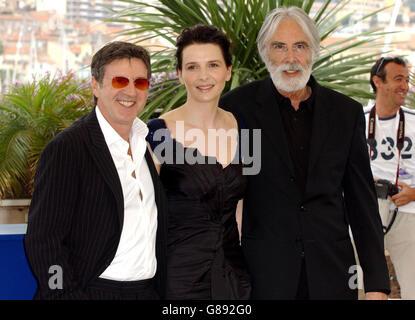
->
xmin=300 ymin=205 xmax=306 ymax=212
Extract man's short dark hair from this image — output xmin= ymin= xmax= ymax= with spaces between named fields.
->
xmin=370 ymin=56 xmax=407 ymax=93
xmin=91 ymin=41 xmax=151 ymax=105
xmin=175 ymin=24 xmax=232 ymax=70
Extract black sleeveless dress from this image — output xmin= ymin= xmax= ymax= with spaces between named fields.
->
xmin=147 ymin=118 xmax=251 ymax=300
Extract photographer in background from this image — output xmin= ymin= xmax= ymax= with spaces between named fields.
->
xmin=365 ymin=56 xmax=415 ymax=299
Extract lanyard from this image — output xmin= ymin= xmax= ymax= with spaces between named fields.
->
xmin=367 ymin=105 xmax=405 ymax=188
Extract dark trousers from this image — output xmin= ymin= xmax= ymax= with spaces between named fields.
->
xmin=295 ymin=258 xmax=309 ymax=300
xmin=86 ymin=277 xmax=159 ymax=300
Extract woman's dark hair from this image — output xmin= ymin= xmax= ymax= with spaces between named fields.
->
xmin=175 ymin=24 xmax=232 ymax=70
xmin=370 ymin=56 xmax=407 ymax=93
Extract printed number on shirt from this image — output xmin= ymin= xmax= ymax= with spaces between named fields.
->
xmin=369 ymin=137 xmax=413 ymax=161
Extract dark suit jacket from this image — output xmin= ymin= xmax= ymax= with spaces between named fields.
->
xmin=24 ymin=108 xmax=167 ymax=299
xmin=219 ymin=76 xmax=390 ymax=299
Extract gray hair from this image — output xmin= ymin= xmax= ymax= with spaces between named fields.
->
xmin=257 ymin=7 xmax=320 ymax=63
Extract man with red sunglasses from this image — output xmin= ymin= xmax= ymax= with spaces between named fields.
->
xmin=24 ymin=42 xmax=167 ymax=300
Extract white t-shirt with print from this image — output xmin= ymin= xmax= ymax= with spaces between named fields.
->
xmin=364 ymin=105 xmax=415 ymax=214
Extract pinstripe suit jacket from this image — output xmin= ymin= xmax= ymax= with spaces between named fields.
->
xmin=24 ymin=108 xmax=167 ymax=299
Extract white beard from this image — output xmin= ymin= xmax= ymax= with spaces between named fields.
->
xmin=266 ymin=61 xmax=312 ymax=93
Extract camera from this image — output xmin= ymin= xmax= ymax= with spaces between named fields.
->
xmin=374 ymin=179 xmax=400 ymax=234
xmin=374 ymin=179 xmax=399 ymax=199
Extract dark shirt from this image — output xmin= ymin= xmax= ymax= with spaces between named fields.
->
xmin=272 ymin=78 xmax=316 ymax=195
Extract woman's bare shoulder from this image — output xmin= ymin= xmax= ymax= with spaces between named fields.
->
xmin=219 ymin=108 xmax=238 ymax=130
xmin=159 ymin=107 xmax=183 ymax=122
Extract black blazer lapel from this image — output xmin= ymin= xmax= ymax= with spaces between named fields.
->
xmin=145 ymin=147 xmax=167 ymax=243
xmin=145 ymin=149 xmax=160 ymax=208
xmin=84 ymin=109 xmax=124 ymax=230
xmin=255 ymin=77 xmax=295 ymax=176
xmin=145 ymin=147 xmax=167 ymax=297
xmin=305 ymin=83 xmax=332 ymax=193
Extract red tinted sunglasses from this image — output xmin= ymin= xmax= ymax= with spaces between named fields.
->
xmin=112 ymin=76 xmax=149 ymax=90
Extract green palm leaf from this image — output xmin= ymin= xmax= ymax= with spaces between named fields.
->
xmin=108 ymin=0 xmax=398 ymax=120
xmin=0 ymin=72 xmax=94 ymax=199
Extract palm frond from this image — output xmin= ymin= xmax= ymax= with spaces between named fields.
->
xmin=108 ymin=0 xmax=397 ymax=120
xmin=0 ymin=72 xmax=93 ymax=199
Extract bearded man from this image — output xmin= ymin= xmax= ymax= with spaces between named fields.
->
xmin=219 ymin=6 xmax=390 ymax=300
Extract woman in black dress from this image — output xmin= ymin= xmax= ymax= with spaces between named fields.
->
xmin=147 ymin=24 xmax=251 ymax=299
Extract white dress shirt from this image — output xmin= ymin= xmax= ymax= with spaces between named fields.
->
xmin=95 ymin=106 xmax=158 ymax=281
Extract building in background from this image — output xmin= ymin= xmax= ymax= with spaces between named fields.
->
xmin=35 ymin=0 xmax=65 ymax=15
xmin=0 ymin=0 xmax=163 ymax=93
xmin=0 ymin=0 xmax=414 ymax=94
xmin=313 ymin=0 xmax=414 ymax=71
xmin=36 ymin=0 xmax=134 ymax=22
